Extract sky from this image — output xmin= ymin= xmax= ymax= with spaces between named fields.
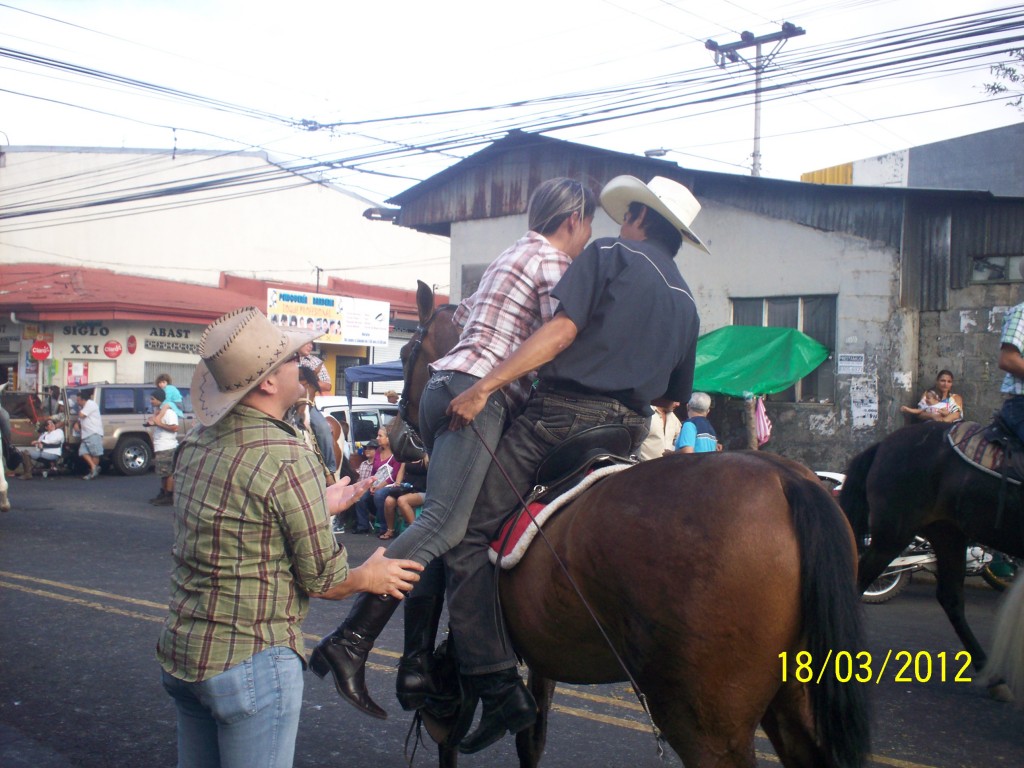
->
xmin=1 ymin=0 xmax=1023 ymax=205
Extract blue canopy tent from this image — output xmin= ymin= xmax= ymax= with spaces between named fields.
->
xmin=343 ymin=360 xmax=404 ymax=405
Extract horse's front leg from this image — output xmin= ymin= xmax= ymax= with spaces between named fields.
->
xmin=515 ymin=670 xmax=555 ymax=768
xmin=927 ymin=526 xmax=1014 ymax=702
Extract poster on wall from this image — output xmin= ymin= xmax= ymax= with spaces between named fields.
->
xmin=67 ymin=361 xmax=89 ymax=386
xmin=266 ymin=289 xmax=389 ymax=347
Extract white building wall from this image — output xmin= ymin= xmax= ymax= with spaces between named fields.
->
xmin=447 ymin=197 xmax=913 ymax=442
xmin=851 ymin=149 xmax=910 ymax=188
xmin=0 ymin=148 xmax=451 ymax=292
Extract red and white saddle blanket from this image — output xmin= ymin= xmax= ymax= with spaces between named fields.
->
xmin=487 ymin=463 xmax=630 ymax=569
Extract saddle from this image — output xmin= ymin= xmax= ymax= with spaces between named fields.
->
xmin=533 ymin=424 xmax=635 ymax=501
xmin=489 ymin=425 xmax=637 ymax=568
xmin=948 ymin=418 xmax=1024 ymax=486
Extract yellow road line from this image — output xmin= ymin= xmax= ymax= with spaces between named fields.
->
xmin=0 ymin=570 xmax=166 ymax=610
xmin=0 ymin=580 xmax=165 ymax=623
xmin=0 ymin=573 xmax=943 ymax=768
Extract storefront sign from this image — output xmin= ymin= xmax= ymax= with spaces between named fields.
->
xmin=127 ymin=335 xmax=137 ymax=354
xmin=267 ymin=289 xmax=389 ymax=347
xmin=30 ymin=340 xmax=52 ymax=360
xmin=63 ymin=323 xmax=110 ymax=337
xmin=103 ymin=340 xmax=123 ymax=358
xmin=144 ymin=339 xmax=200 ymax=355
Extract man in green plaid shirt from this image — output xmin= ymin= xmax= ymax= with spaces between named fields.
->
xmin=998 ymin=301 xmax=1024 ymax=441
xmin=156 ymin=308 xmax=422 ymax=768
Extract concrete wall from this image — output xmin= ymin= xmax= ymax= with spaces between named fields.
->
xmin=908 ymin=123 xmax=1024 ymax=197
xmin=917 ymin=279 xmax=1024 ymax=427
xmin=0 ymin=148 xmax=451 ymax=292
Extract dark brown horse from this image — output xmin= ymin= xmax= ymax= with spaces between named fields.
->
xmin=396 ymin=281 xmax=869 ymax=768
xmin=840 ymin=420 xmax=1024 ymax=700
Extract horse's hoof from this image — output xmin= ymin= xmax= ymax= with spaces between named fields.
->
xmin=987 ymin=682 xmax=1015 ymax=703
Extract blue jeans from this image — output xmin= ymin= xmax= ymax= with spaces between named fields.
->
xmin=161 ymin=646 xmax=304 ymax=768
xmin=444 ymin=388 xmax=648 ymax=674
xmin=353 ymin=487 xmax=393 ymax=532
xmin=384 ymin=370 xmax=507 ymax=571
xmin=1001 ymin=395 xmax=1024 ymax=443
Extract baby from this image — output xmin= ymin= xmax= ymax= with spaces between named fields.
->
xmin=900 ymin=389 xmax=947 ymax=416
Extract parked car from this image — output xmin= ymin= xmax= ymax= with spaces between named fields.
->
xmin=315 ymin=396 xmax=398 ymax=454
xmin=64 ymin=384 xmax=196 ymax=475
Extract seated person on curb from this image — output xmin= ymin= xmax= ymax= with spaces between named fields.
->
xmin=155 ymin=307 xmax=421 ymax=768
xmin=675 ymin=392 xmax=719 ymax=453
xmin=334 ymin=440 xmax=378 ymax=534
xmin=351 ymin=428 xmax=404 ymax=534
xmin=379 ymin=455 xmax=428 ymax=540
xmin=20 ymin=418 xmax=65 ymax=478
xmin=443 ymin=174 xmax=705 ymax=753
xmin=146 ymin=389 xmax=179 ymax=505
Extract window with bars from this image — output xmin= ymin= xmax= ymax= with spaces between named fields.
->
xmin=970 ymin=254 xmax=1024 ymax=283
xmin=731 ymin=295 xmax=837 ymax=403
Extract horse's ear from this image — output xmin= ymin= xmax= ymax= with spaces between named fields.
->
xmin=415 ymin=280 xmax=434 ymax=325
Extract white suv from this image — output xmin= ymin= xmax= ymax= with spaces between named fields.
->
xmin=315 ymin=396 xmax=399 ymax=454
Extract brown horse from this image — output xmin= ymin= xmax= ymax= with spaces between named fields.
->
xmin=839 ymin=420 xmax=1024 ymax=700
xmin=396 ymin=281 xmax=869 ymax=768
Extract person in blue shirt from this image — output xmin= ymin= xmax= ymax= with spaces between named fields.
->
xmin=676 ymin=392 xmax=719 ymax=453
xmin=156 ymin=373 xmax=185 ymax=418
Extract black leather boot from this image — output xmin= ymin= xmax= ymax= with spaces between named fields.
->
xmin=309 ymin=593 xmax=399 ymax=719
xmin=457 ymin=668 xmax=537 ymax=754
xmin=396 ymin=595 xmax=448 ymax=710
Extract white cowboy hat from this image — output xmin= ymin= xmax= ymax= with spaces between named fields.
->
xmin=191 ymin=307 xmax=320 ymax=426
xmin=600 ymin=175 xmax=709 ymax=253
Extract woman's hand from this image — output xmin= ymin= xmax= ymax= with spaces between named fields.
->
xmin=447 ymin=383 xmax=490 ymax=430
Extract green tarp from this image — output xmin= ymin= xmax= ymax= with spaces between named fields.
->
xmin=692 ymin=326 xmax=829 ymax=398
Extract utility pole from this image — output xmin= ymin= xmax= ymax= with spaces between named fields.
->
xmin=706 ymin=22 xmax=805 ymax=177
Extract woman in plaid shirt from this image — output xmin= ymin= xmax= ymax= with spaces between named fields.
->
xmin=310 ymin=178 xmax=596 ymax=730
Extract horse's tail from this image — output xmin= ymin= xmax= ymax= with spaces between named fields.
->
xmin=981 ymin=575 xmax=1024 ymax=700
xmin=786 ymin=470 xmax=871 ymax=768
xmin=838 ymin=442 xmax=879 ymax=541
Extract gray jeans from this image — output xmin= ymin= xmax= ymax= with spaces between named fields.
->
xmin=444 ymin=388 xmax=648 ymax=674
xmin=384 ymin=371 xmax=507 ymax=569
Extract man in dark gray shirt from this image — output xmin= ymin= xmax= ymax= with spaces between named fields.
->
xmin=442 ymin=175 xmax=707 ymax=755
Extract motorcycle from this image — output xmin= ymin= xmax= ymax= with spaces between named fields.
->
xmin=862 ymin=537 xmax=1019 ymax=603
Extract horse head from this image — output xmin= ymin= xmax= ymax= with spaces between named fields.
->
xmin=388 ymin=280 xmax=459 ymax=463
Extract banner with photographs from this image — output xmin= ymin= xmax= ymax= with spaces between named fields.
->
xmin=267 ymin=289 xmax=389 ymax=347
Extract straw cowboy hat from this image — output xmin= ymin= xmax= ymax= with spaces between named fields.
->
xmin=600 ymin=175 xmax=709 ymax=253
xmin=191 ymin=307 xmax=320 ymax=426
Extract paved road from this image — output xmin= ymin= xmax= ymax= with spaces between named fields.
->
xmin=0 ymin=473 xmax=1021 ymax=767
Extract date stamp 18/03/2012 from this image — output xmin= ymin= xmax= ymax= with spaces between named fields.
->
xmin=779 ymin=650 xmax=973 ymax=685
